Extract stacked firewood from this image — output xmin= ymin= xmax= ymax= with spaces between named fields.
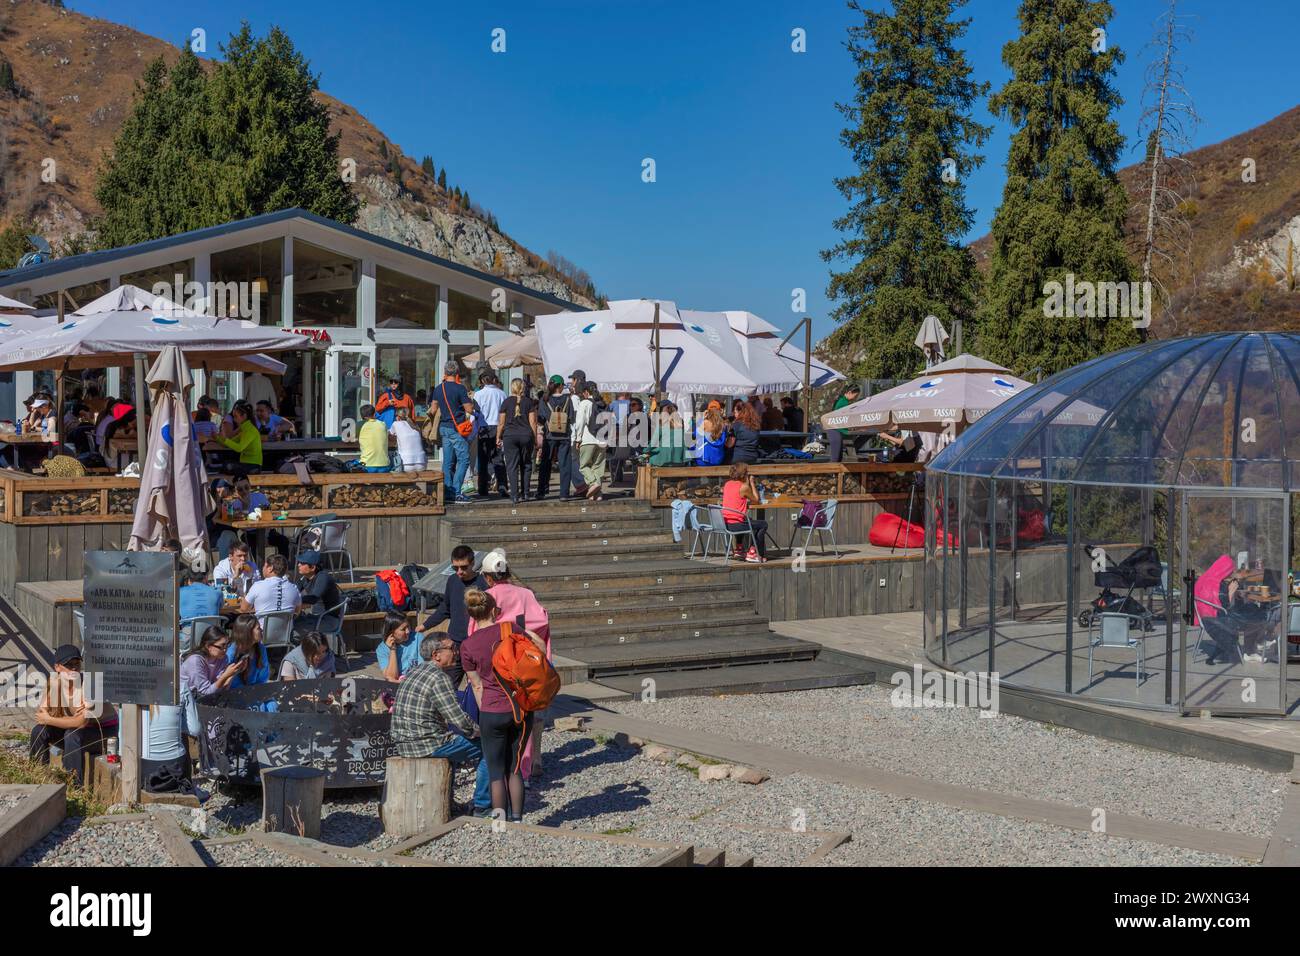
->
xmin=330 ymin=483 xmax=437 ymax=510
xmin=107 ymin=489 xmax=139 ymax=515
xmin=24 ymin=491 xmax=101 ymax=517
xmin=256 ymin=486 xmax=323 ymax=511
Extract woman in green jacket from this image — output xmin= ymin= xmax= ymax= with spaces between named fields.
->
xmin=211 ymin=400 xmax=263 ymax=470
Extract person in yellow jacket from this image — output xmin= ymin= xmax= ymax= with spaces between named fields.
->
xmin=207 ymin=400 xmax=263 ymax=470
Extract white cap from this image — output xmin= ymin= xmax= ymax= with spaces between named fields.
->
xmin=481 ymin=548 xmax=508 ymax=575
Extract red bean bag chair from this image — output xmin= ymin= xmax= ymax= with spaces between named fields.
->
xmin=869 ymin=512 xmax=925 ymax=549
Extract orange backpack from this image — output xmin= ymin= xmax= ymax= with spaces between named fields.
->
xmin=491 ymin=622 xmax=561 ymax=717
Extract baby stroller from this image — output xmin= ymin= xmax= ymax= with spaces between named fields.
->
xmin=1078 ymin=544 xmax=1163 ymax=630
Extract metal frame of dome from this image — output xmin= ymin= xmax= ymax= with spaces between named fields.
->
xmin=924 ymin=333 xmax=1300 ymax=718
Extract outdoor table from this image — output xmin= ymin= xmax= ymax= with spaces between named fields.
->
xmin=231 ymin=515 xmax=309 ymax=561
xmin=0 ymin=432 xmax=59 ymax=470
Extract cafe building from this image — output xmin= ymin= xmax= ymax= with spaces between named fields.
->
xmin=0 ymin=208 xmax=584 ymax=431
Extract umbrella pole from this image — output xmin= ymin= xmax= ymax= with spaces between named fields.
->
xmin=133 ymin=352 xmax=147 ymax=465
xmin=55 ymin=360 xmax=67 ymax=453
xmin=803 ymin=317 xmax=811 ymax=444
xmin=652 ymin=301 xmax=661 ymax=405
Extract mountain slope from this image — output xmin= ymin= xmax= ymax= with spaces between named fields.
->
xmin=0 ymin=0 xmax=597 ymax=306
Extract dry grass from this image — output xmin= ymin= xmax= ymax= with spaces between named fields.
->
xmin=0 ymin=744 xmax=107 ymax=819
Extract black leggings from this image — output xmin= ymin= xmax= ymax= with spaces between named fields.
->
xmin=479 ymin=709 xmax=534 ymax=780
xmin=30 ymin=721 xmax=107 ymax=786
xmin=502 ymin=434 xmax=534 ymax=502
xmin=726 ymin=519 xmax=768 ymax=558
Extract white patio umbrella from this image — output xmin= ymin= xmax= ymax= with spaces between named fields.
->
xmin=0 ymin=284 xmax=311 ymax=373
xmin=820 ymin=353 xmax=1031 ymax=433
xmin=704 ymin=310 xmax=843 ymax=393
xmin=0 ymin=293 xmax=35 ymax=312
xmin=535 ymin=299 xmax=759 ymax=395
xmin=915 ymin=315 xmax=950 ymax=368
xmin=0 ymin=312 xmax=54 ymax=342
xmin=128 ymin=345 xmax=213 ymax=561
xmin=462 ymin=328 xmax=544 ymax=370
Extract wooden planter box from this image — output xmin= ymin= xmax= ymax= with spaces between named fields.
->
xmin=636 ymin=461 xmax=922 ymax=506
xmin=0 ymin=470 xmax=445 ymax=525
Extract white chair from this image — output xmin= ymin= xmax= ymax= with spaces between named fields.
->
xmin=687 ymin=506 xmax=714 ymax=559
xmin=180 ymin=615 xmax=225 ymax=655
xmin=787 ymin=498 xmax=840 ymax=556
xmin=706 ymin=504 xmax=761 ymax=563
xmin=292 ymin=518 xmax=355 ymax=582
xmin=1087 ymin=611 xmax=1146 ymax=693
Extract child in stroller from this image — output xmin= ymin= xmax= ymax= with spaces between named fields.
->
xmin=1078 ymin=544 xmax=1164 ymax=630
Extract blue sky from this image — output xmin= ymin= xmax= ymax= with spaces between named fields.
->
xmin=73 ymin=0 xmax=1300 ymax=341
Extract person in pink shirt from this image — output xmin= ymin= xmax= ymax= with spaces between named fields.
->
xmin=476 ymin=549 xmax=550 ymax=781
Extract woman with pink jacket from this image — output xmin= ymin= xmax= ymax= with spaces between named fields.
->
xmin=475 ymin=549 xmax=550 ymax=781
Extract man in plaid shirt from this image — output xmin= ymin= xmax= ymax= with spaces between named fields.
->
xmin=390 ymin=637 xmax=490 ymax=816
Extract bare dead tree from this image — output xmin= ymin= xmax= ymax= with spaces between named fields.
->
xmin=1134 ymin=0 xmax=1200 ymax=336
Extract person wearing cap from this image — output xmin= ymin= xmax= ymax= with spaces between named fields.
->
xmin=22 ymin=393 xmax=55 ymax=437
xmin=29 ymin=645 xmax=117 ymax=786
xmin=294 ymin=550 xmax=342 ymax=634
xmin=480 ymin=549 xmax=550 ymax=782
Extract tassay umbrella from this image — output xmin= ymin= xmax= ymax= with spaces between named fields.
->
xmin=462 ymin=328 xmax=544 ymax=370
xmin=0 ymin=312 xmax=54 ymax=342
xmin=708 ymin=310 xmax=843 ymax=393
xmin=0 ymin=293 xmax=35 ymax=312
xmin=0 ymin=284 xmax=309 ymax=373
xmin=821 ymin=354 xmax=1031 ymax=433
xmin=536 ymin=299 xmax=758 ymax=395
xmin=128 ymin=345 xmax=213 ymax=562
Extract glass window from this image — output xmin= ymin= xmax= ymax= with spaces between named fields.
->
xmin=376 ymin=266 xmax=439 ymax=330
xmin=120 ymin=259 xmax=194 ymax=305
xmin=34 ymin=279 xmax=110 ymax=312
xmin=376 ymin=345 xmax=441 ymax=410
xmin=293 ymin=241 xmax=358 ymax=328
xmin=210 ymin=239 xmax=283 ymax=325
xmin=447 ymin=289 xmax=496 ymax=331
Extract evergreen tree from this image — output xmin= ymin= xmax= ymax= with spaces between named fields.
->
xmin=94 ymin=24 xmax=357 ymax=249
xmin=821 ymin=0 xmax=989 ymax=382
xmin=438 ymin=168 xmax=447 ymax=190
xmin=0 ymin=218 xmax=36 ymax=271
xmin=0 ymin=59 xmax=15 ymax=94
xmin=978 ymin=0 xmax=1138 ymax=375
xmin=421 ymin=155 xmax=435 ymax=178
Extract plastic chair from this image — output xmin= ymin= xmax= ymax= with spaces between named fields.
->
xmin=1087 ymin=611 xmax=1146 ymax=693
xmin=180 ymin=615 xmax=225 ymax=655
xmin=787 ymin=498 xmax=840 ymax=556
xmin=706 ymin=504 xmax=774 ymax=562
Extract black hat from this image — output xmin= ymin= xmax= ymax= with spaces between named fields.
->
xmin=54 ymin=644 xmax=82 ymax=666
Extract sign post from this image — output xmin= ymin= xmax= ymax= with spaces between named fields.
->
xmin=81 ymin=551 xmax=178 ymax=803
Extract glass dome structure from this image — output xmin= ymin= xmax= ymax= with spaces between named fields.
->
xmin=924 ymin=333 xmax=1300 ymax=716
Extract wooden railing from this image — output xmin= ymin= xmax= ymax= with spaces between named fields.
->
xmin=0 ymin=469 xmax=445 ymax=525
xmin=636 ymin=461 xmax=922 ymax=506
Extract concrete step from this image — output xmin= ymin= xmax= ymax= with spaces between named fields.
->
xmin=517 ymin=562 xmax=732 ymax=595
xmin=504 ymin=542 xmax=686 ymax=568
xmin=538 ymin=582 xmax=741 ymax=611
xmin=573 ymin=634 xmax=819 ymax=677
xmin=444 ymin=498 xmax=650 ymax=521
xmin=443 ymin=513 xmax=663 ymax=534
xmin=549 ymin=615 xmax=771 ymax=648
xmin=593 ymin=658 xmax=876 ymax=698
xmin=451 ymin=529 xmax=671 ymax=550
xmin=548 ymin=598 xmax=760 ymax=630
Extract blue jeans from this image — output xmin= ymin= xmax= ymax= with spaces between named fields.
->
xmin=440 ymin=425 xmax=470 ymax=495
xmin=364 ymin=465 xmax=390 ymax=473
xmin=431 ymin=733 xmax=490 ymax=811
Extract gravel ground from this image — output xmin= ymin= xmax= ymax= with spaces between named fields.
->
xmin=409 ymin=823 xmax=662 ymax=866
xmin=199 ymin=841 xmax=316 ymax=867
xmin=605 ymin=685 xmax=1287 ymax=837
xmin=0 ymin=790 xmax=28 ymax=815
xmin=15 ymin=818 xmax=172 ymax=867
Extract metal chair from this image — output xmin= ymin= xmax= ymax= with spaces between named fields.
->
xmin=706 ymin=504 xmax=776 ymax=562
xmin=1087 ymin=611 xmax=1146 ymax=693
xmin=687 ymin=505 xmax=715 ymax=559
xmin=179 ymin=615 xmax=225 ymax=655
xmin=1151 ymin=561 xmax=1180 ymax=617
xmin=786 ymin=498 xmax=840 ymax=556
xmin=298 ymin=598 xmax=350 ymax=671
xmin=256 ymin=609 xmax=297 ymax=674
xmin=1193 ymin=596 xmax=1244 ymax=666
xmin=296 ymin=519 xmax=354 ymax=583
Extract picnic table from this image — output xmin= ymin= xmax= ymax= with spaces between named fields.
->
xmin=0 ymin=431 xmax=59 ymax=470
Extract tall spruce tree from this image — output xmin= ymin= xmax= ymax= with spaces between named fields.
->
xmin=94 ymin=24 xmax=357 ymax=249
xmin=822 ymin=0 xmax=989 ymax=381
xmin=978 ymin=0 xmax=1138 ymax=375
